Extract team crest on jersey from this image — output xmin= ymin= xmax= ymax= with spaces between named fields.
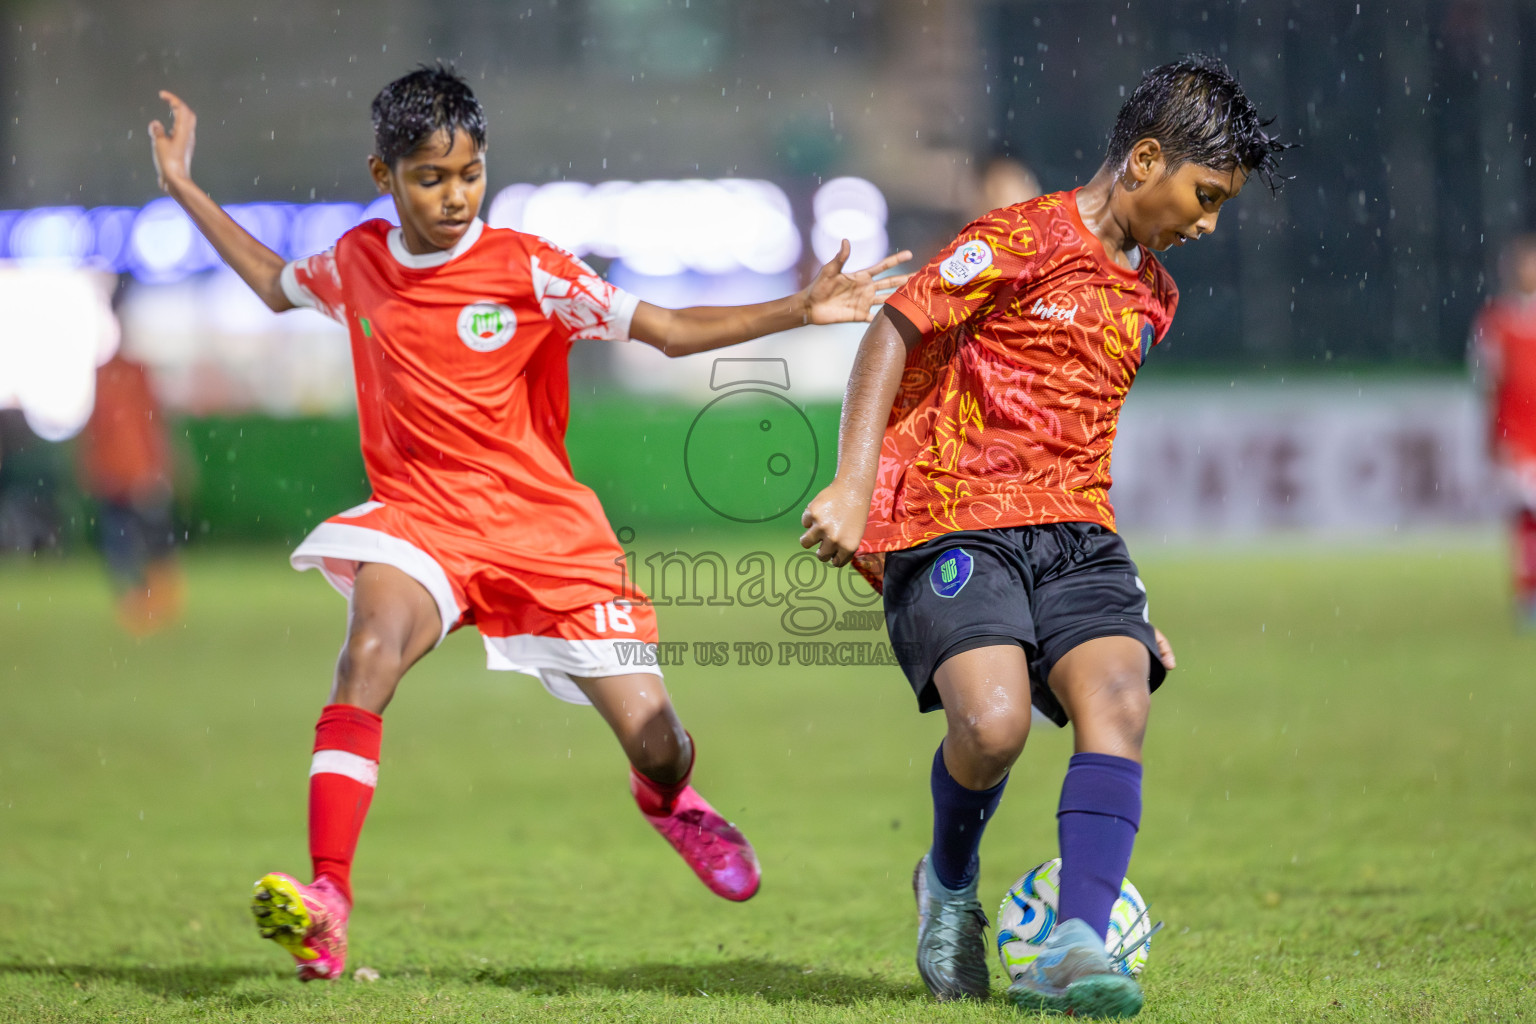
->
xmin=929 ymin=548 xmax=974 ymax=599
xmin=939 ymin=240 xmax=993 ymax=286
xmin=457 ymin=301 xmax=518 ymax=352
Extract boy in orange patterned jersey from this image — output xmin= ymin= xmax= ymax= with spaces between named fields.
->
xmin=801 ymin=55 xmax=1286 ymax=1017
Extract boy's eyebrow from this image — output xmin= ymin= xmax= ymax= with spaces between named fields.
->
xmin=1198 ymin=172 xmax=1240 ymax=198
xmin=409 ymin=158 xmax=484 ymax=173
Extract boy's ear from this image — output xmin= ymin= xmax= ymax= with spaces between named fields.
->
xmin=367 ymin=154 xmax=392 ymax=195
xmin=1124 ymin=138 xmax=1164 ymax=189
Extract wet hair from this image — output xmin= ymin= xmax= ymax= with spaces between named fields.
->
xmin=370 ymin=64 xmax=487 ymax=167
xmin=1106 ymin=54 xmax=1290 ymax=193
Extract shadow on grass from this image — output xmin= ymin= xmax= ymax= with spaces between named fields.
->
xmin=0 ymin=957 xmax=924 ymax=1007
xmin=0 ymin=962 xmax=274 ymax=1003
xmin=463 ymin=957 xmax=920 ymax=1005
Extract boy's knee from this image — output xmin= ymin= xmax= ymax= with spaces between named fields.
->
xmin=1103 ymin=667 xmax=1151 ymax=713
xmin=1069 ymin=669 xmax=1150 ymax=752
xmin=337 ymin=628 xmax=406 ymax=689
xmin=947 ymin=707 xmax=1030 ymax=781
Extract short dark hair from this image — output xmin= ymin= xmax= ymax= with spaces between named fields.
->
xmin=1106 ymin=54 xmax=1289 ymax=193
xmin=370 ymin=64 xmax=487 ymax=167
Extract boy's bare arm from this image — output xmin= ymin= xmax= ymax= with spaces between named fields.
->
xmin=628 ymin=240 xmax=911 ymax=357
xmin=149 ymin=91 xmax=293 ymax=312
xmin=799 ymin=306 xmax=921 ymax=567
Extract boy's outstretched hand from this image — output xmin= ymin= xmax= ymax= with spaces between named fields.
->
xmin=142 ymin=89 xmax=291 ymax=311
xmin=803 ymin=239 xmax=913 ymax=325
xmin=149 ymin=90 xmax=197 ymax=191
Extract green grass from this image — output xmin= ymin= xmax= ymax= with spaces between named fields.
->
xmin=1 ymin=533 xmax=1534 ymax=1021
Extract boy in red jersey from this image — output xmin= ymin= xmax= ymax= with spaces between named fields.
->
xmin=77 ymin=348 xmax=183 ymax=635
xmin=801 ymin=56 xmax=1286 ymax=1017
xmin=148 ymin=65 xmax=909 ymax=981
xmin=1471 ymin=234 xmax=1536 ymax=623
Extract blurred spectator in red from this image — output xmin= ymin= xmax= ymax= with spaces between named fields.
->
xmin=1471 ymin=233 xmax=1536 ymax=624
xmin=76 ymin=350 xmax=183 ymax=634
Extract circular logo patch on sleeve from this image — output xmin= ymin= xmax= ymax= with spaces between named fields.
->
xmin=457 ymin=301 xmax=518 ymax=352
xmin=929 ymin=548 xmax=975 ymax=599
xmin=938 ymin=240 xmax=993 ymax=286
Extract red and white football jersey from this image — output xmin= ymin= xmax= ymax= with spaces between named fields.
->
xmin=281 ymin=218 xmax=639 ymax=594
xmin=1473 ymin=295 xmax=1536 ymax=462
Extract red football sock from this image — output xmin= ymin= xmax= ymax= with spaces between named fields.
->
xmin=308 ymin=703 xmax=382 ymax=906
xmin=629 ymin=732 xmax=695 ymax=816
xmin=1516 ymin=509 xmax=1536 ymax=609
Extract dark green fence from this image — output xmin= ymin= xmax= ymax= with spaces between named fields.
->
xmin=177 ymin=395 xmax=842 ymax=543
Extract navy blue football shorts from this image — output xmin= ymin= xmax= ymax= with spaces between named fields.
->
xmin=882 ymin=522 xmax=1166 ymax=727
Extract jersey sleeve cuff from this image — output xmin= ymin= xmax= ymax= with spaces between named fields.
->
xmin=279 ymin=260 xmax=315 ymax=311
xmin=883 ymin=292 xmax=933 ymax=337
xmin=610 ymin=288 xmax=640 ymax=342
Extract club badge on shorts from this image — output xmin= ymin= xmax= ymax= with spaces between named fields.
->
xmin=929 ymin=548 xmax=974 ymax=599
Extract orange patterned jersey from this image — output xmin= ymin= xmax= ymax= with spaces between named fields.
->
xmin=857 ymin=189 xmax=1179 ymax=578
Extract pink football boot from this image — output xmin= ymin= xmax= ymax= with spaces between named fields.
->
xmin=250 ymin=872 xmax=350 ymax=981
xmin=631 ymin=765 xmax=761 ymax=902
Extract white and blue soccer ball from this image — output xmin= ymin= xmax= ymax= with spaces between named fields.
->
xmin=996 ymin=857 xmax=1157 ymax=981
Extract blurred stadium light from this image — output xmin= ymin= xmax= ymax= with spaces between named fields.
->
xmin=811 ymin=177 xmax=889 ymax=273
xmin=10 ymin=206 xmax=93 ymax=263
xmin=0 ymin=175 xmax=835 ymax=288
xmin=289 ymin=204 xmax=366 ymax=262
xmin=126 ymin=197 xmax=219 ymax=283
xmin=0 ymin=177 xmax=876 ymax=416
xmin=0 ymin=266 xmax=118 ymax=440
xmin=359 ymin=195 xmax=401 ymax=226
xmin=498 ymin=178 xmax=803 ymax=280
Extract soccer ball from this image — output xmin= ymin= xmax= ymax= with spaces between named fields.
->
xmin=996 ymin=858 xmax=1156 ymax=981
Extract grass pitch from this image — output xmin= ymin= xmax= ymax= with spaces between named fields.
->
xmin=1 ymin=532 xmax=1533 ymax=1022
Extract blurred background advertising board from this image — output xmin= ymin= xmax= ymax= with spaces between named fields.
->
xmin=0 ymin=0 xmax=1531 ymax=541
xmin=1110 ymin=380 xmax=1496 ymax=536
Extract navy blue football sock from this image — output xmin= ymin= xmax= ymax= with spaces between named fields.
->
xmin=929 ymin=742 xmax=1007 ymax=891
xmin=1057 ymin=752 xmax=1142 ymax=940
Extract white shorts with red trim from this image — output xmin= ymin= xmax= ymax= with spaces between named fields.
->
xmin=291 ymin=501 xmax=661 ymax=705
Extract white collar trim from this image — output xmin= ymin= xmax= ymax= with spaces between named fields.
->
xmin=386 ymin=218 xmax=485 ymax=269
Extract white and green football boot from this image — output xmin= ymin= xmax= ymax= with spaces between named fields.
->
xmin=1007 ymin=916 xmax=1143 ymax=1018
xmin=912 ymin=853 xmax=991 ymax=1001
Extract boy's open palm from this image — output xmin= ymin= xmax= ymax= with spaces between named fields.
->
xmin=149 ymin=91 xmax=196 ymax=191
xmin=805 ymin=240 xmax=913 ymax=325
